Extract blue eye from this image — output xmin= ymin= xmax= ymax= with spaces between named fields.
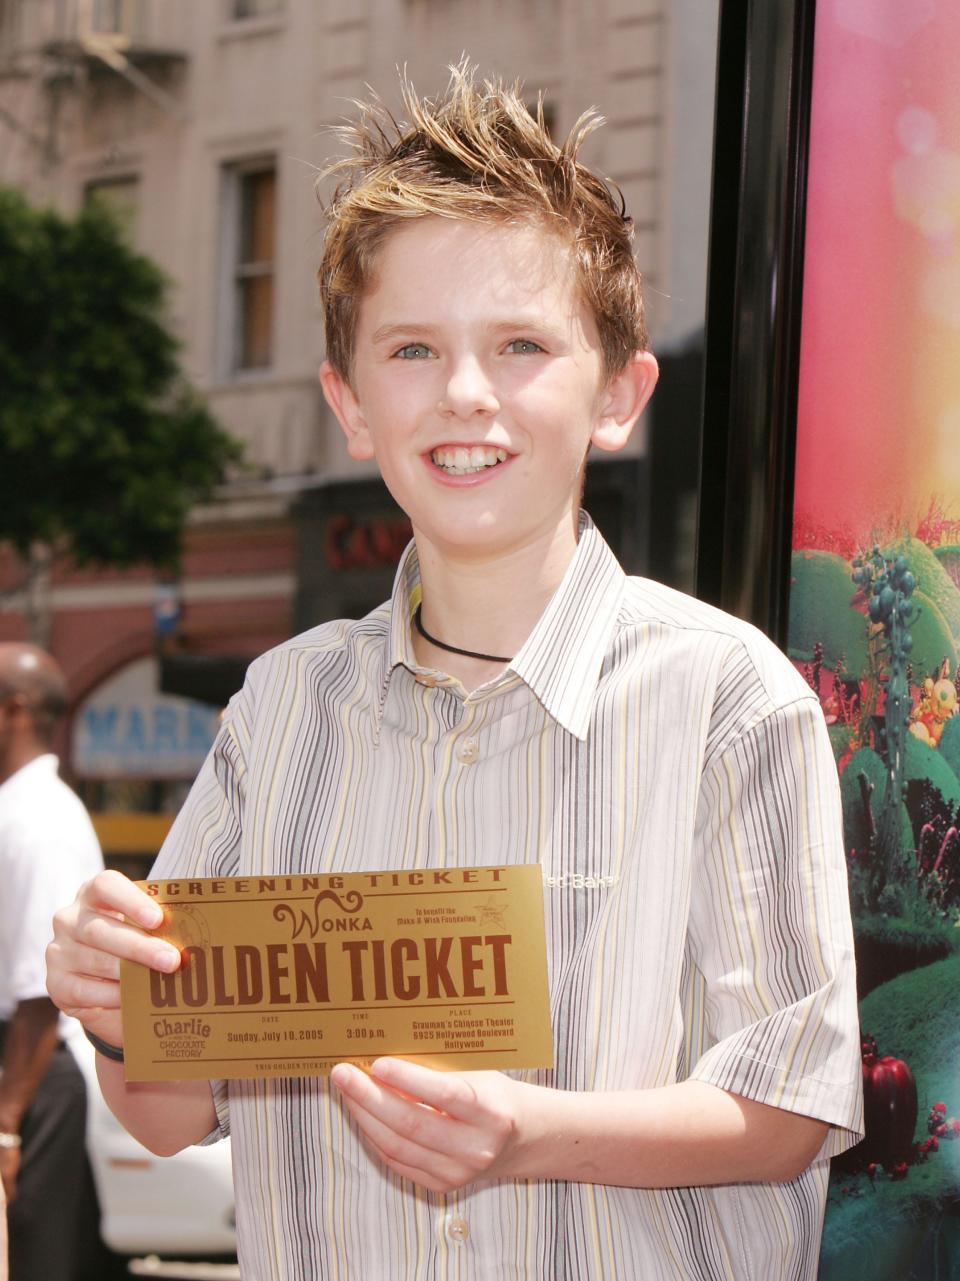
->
xmin=395 ymin=344 xmax=433 ymax=360
xmin=506 ymin=339 xmax=543 ymax=355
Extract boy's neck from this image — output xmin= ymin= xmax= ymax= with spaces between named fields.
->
xmin=409 ymin=514 xmax=580 ymax=691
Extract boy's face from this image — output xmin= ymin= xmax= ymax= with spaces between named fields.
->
xmin=321 ymin=217 xmax=656 ymax=564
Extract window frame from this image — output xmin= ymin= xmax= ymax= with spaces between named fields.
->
xmin=219 ymin=156 xmax=278 ymax=378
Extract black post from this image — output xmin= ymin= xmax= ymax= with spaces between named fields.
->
xmin=696 ymin=0 xmax=817 ymax=646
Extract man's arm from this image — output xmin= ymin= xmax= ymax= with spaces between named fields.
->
xmin=46 ymin=870 xmax=216 ymax=1156
xmin=0 ymin=997 xmax=60 ymax=1201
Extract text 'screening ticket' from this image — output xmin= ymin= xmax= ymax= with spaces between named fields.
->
xmin=120 ymin=865 xmax=554 ymax=1081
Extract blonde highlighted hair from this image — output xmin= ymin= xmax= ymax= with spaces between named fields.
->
xmin=317 ymin=61 xmax=648 ymax=381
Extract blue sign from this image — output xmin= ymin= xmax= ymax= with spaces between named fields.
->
xmin=72 ymin=658 xmax=221 ymax=779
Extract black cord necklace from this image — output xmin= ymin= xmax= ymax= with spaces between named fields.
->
xmin=413 ymin=605 xmax=512 ymax=664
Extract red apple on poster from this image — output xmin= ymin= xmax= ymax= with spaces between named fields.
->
xmin=861 ymin=1050 xmax=918 ymax=1168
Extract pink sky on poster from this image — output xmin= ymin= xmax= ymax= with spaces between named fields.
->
xmin=793 ymin=0 xmax=960 ymax=548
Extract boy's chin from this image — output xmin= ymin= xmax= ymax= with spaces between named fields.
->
xmin=412 ymin=520 xmax=501 ymax=555
xmin=411 ymin=511 xmax=577 ymax=561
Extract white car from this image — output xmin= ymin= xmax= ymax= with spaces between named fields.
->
xmin=69 ymin=1029 xmax=236 ymax=1260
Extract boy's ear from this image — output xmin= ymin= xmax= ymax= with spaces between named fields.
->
xmin=590 ymin=351 xmax=659 ymax=453
xmin=319 ymin=360 xmax=375 ymax=461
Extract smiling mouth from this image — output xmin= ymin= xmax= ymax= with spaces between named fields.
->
xmin=430 ymin=445 xmax=509 ymax=476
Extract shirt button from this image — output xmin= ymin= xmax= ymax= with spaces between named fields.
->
xmin=446 ymin=1216 xmax=470 ymax=1243
xmin=457 ymin=738 xmax=479 ymax=764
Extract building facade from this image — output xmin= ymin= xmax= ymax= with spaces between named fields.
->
xmin=0 ymin=0 xmax=716 ymax=868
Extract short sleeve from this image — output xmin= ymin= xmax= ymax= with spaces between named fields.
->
xmin=686 ymin=695 xmax=864 ymax=1159
xmin=198 ymin=1078 xmax=231 ymax=1144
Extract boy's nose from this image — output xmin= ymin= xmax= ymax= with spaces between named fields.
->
xmin=439 ymin=354 xmax=500 ymax=417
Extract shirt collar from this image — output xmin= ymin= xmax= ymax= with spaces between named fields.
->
xmin=373 ymin=511 xmax=624 ymax=741
xmin=510 ymin=512 xmax=625 ymax=739
xmin=370 ymin=544 xmax=422 ymax=736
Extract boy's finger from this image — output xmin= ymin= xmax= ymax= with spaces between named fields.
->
xmin=369 ymin=1058 xmax=481 ymax=1122
xmin=363 ymin=1137 xmax=460 ymax=1195
xmin=52 ymin=971 xmax=123 ymax=1013
xmin=57 ymin=939 xmax=123 ymax=982
xmin=332 ymin=1063 xmax=459 ymax=1155
xmin=81 ymin=869 xmax=164 ymax=930
xmin=330 ymin=1061 xmax=424 ymax=1116
xmin=75 ymin=908 xmax=181 ymax=972
xmin=337 ymin=1087 xmax=466 ymax=1184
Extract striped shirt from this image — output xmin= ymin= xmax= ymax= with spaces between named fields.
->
xmin=153 ymin=513 xmax=863 ymax=1281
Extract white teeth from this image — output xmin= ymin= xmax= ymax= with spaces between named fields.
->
xmin=431 ymin=446 xmax=508 ymax=474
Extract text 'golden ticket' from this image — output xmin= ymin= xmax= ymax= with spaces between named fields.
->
xmin=119 ymin=865 xmax=554 ymax=1081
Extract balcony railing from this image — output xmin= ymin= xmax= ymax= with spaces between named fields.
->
xmin=3 ymin=0 xmax=185 ymax=63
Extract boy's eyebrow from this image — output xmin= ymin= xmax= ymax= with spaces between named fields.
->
xmin=369 ymin=319 xmax=570 ymax=345
xmin=488 ymin=318 xmax=569 ymax=341
xmin=370 ymin=323 xmax=436 ymax=345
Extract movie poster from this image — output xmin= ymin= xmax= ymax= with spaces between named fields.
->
xmin=785 ymin=3 xmax=960 ymax=1275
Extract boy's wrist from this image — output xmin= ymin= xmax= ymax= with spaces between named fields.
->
xmin=83 ymin=1028 xmax=125 ymax=1062
xmin=496 ymin=1079 xmax=564 ymax=1181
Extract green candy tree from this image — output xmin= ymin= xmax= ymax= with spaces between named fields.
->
xmin=853 ymin=547 xmax=919 ymax=901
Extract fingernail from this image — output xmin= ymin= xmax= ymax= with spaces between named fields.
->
xmin=157 ymin=948 xmax=180 ymax=972
xmin=142 ymin=907 xmax=164 ymax=929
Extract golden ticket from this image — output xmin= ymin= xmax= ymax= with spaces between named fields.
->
xmin=120 ymin=865 xmax=554 ymax=1081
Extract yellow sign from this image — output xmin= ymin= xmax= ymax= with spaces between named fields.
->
xmin=120 ymin=866 xmax=554 ymax=1081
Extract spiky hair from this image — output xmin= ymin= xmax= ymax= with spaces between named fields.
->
xmin=317 ymin=61 xmax=647 ymax=381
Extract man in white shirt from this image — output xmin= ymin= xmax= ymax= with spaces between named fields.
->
xmin=0 ymin=644 xmax=103 ymax=1280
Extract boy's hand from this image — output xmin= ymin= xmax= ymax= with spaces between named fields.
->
xmin=331 ymin=1057 xmax=526 ymax=1193
xmin=46 ymin=869 xmax=182 ymax=1048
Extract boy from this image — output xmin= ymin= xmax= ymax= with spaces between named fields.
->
xmin=47 ymin=66 xmax=862 ymax=1280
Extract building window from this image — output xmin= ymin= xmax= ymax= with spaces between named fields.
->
xmin=233 ymin=0 xmax=283 ymax=17
xmin=224 ymin=162 xmax=276 ymax=372
xmin=84 ymin=176 xmax=140 ymax=244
